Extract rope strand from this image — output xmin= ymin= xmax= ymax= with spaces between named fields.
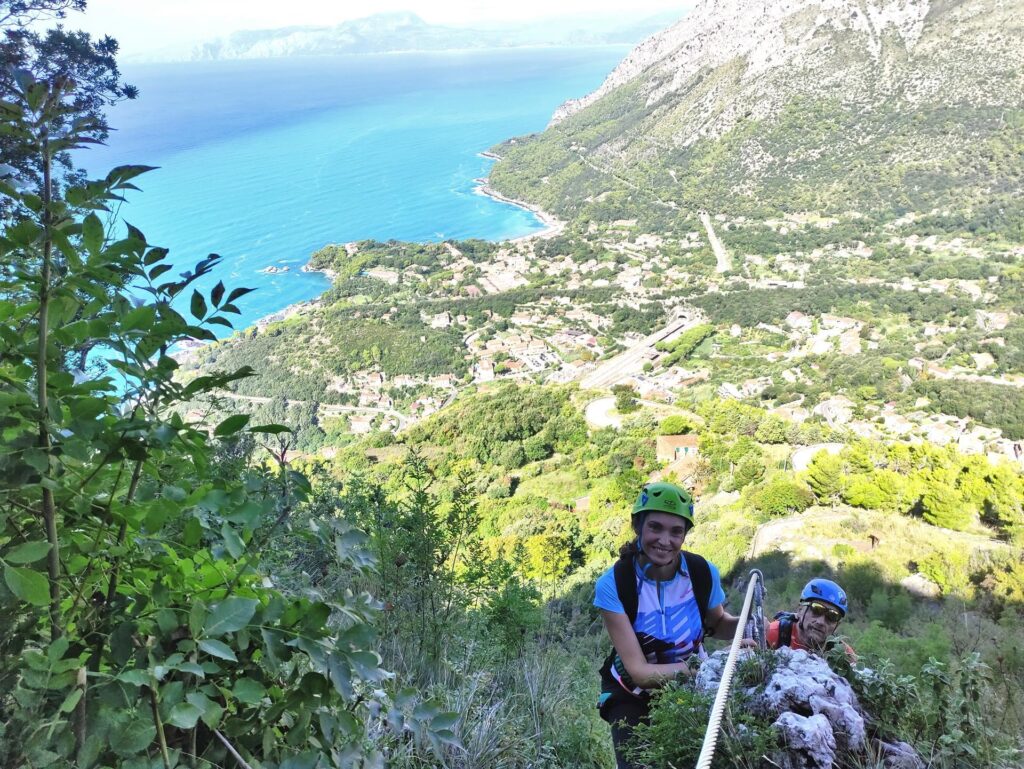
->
xmin=695 ymin=569 xmax=766 ymax=769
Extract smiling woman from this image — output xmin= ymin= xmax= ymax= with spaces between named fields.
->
xmin=593 ymin=481 xmax=744 ymax=769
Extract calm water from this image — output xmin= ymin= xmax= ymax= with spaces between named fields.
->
xmin=83 ymin=48 xmax=624 ymax=330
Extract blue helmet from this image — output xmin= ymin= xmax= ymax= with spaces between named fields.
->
xmin=800 ymin=578 xmax=848 ymax=617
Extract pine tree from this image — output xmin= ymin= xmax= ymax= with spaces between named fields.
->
xmin=806 ymin=452 xmax=844 ymax=503
xmin=920 ymin=481 xmax=972 ymax=531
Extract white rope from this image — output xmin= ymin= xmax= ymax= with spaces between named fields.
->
xmin=694 ymin=570 xmax=766 ymax=769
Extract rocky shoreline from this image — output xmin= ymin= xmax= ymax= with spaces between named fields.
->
xmin=472 ymin=176 xmax=565 ymax=241
xmin=301 ymin=261 xmax=338 ymax=282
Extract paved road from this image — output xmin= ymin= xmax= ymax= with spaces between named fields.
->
xmin=699 ymin=211 xmax=732 ymax=273
xmin=585 ymin=397 xmax=622 ymax=429
xmin=213 ymin=391 xmax=411 ymax=429
xmin=790 ymin=443 xmax=845 ymax=472
xmin=580 ymin=312 xmax=702 ymax=390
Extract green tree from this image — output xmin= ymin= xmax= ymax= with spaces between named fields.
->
xmin=659 ymin=414 xmax=696 ymax=435
xmin=1 ymin=1 xmax=136 ymax=215
xmin=524 ymin=433 xmax=554 ymax=462
xmin=920 ymin=481 xmax=972 ymax=531
xmin=0 ymin=72 xmax=454 ymax=768
xmin=749 ymin=477 xmax=815 ymax=516
xmin=842 ymin=475 xmax=889 ymax=510
xmin=612 ymin=383 xmax=640 ymax=414
xmin=806 ymin=451 xmax=844 ymax=503
xmin=754 ymin=415 xmax=789 ymax=444
xmin=979 ymin=464 xmax=1024 ymax=542
xmin=733 ymin=454 xmax=766 ymax=490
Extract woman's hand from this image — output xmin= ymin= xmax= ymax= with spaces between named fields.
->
xmin=602 ymin=610 xmax=692 ymax=689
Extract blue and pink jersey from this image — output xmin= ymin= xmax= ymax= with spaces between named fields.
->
xmin=594 ymin=556 xmax=726 ymax=693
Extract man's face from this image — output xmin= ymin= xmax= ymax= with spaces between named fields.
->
xmin=797 ymin=601 xmax=843 ymax=650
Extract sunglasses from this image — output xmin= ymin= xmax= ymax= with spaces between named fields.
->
xmin=803 ymin=601 xmax=843 ymax=624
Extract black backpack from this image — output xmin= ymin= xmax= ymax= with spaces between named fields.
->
xmin=599 ymin=551 xmax=714 ymax=689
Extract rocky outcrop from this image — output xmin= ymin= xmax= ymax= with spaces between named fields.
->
xmin=772 ymin=712 xmax=837 ymax=769
xmin=695 ymin=647 xmax=924 ymax=769
xmin=551 ymin=0 xmax=1021 ymax=130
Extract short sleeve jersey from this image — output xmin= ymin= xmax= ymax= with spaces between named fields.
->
xmin=594 ymin=556 xmax=726 ymax=691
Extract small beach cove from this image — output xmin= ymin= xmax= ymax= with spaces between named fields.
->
xmin=474 ymin=166 xmax=567 ymax=243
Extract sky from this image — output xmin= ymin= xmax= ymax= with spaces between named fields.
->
xmin=71 ymin=1 xmax=690 ymax=58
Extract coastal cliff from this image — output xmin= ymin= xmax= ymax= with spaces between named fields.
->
xmin=492 ymin=0 xmax=1024 ymax=226
xmin=550 ymin=0 xmax=1019 ymax=131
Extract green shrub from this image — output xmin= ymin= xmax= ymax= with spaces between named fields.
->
xmin=749 ymin=477 xmax=815 ymax=516
xmin=629 ymin=680 xmax=775 ymax=769
xmin=837 ymin=653 xmax=928 ymax=741
xmin=838 ymin=559 xmax=890 ymax=609
xmin=523 ymin=434 xmax=554 ymax=462
xmin=487 ymin=477 xmax=514 ymax=499
xmin=832 ymin=543 xmax=857 ymax=558
xmin=866 ymin=588 xmax=914 ymax=632
xmin=659 ymin=414 xmax=696 ymax=435
xmin=978 ymin=551 xmax=1024 ymax=614
xmin=483 ymin=578 xmax=544 ymax=655
xmin=920 ymin=550 xmax=974 ymax=596
xmin=497 ymin=441 xmax=528 ymax=469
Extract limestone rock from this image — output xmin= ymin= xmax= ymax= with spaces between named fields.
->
xmin=874 ymin=739 xmax=927 ymax=769
xmin=759 ymin=647 xmax=866 ymax=751
xmin=773 ymin=712 xmax=836 ymax=769
xmin=695 ymin=647 xmax=916 ymax=767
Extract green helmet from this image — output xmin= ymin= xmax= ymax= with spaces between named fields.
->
xmin=631 ymin=482 xmax=695 ymax=527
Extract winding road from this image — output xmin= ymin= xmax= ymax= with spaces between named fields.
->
xmin=212 ymin=391 xmax=411 ymax=429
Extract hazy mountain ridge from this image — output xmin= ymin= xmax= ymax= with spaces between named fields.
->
xmin=490 ymin=0 xmax=1024 ymax=225
xmin=190 ymin=11 xmax=680 ymax=61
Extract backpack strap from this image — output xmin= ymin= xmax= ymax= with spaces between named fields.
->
xmin=681 ymin=550 xmax=712 ymax=628
xmin=773 ymin=611 xmax=797 ymax=647
xmin=601 ymin=557 xmax=639 ymax=693
xmin=612 ymin=556 xmax=639 ymax=624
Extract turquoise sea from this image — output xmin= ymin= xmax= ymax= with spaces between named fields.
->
xmin=83 ymin=48 xmax=625 ymax=331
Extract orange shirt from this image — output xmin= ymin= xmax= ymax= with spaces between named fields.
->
xmin=767 ymin=618 xmax=857 ymax=663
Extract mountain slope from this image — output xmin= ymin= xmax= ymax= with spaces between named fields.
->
xmin=488 ymin=0 xmax=1024 ymax=231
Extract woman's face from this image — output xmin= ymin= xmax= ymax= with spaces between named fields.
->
xmin=639 ymin=511 xmax=689 ymax=567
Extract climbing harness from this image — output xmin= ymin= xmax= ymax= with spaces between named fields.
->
xmin=694 ymin=568 xmax=767 ymax=769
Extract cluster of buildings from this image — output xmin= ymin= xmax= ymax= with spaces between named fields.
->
xmin=327 ymin=371 xmax=456 ymax=433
